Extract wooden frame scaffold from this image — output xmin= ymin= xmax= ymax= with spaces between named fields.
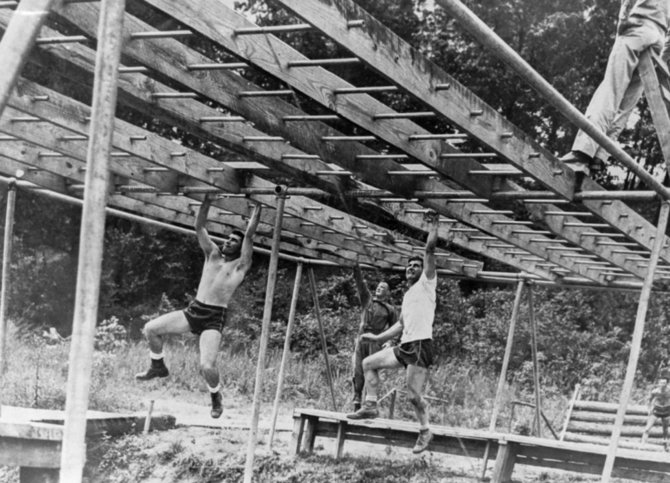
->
xmin=0 ymin=0 xmax=669 ymax=482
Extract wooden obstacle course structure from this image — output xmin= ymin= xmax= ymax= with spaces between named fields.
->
xmin=292 ymin=408 xmax=670 ymax=483
xmin=2 ymin=0 xmax=670 ymax=481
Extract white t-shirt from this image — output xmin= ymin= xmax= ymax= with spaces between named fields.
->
xmin=400 ymin=272 xmax=437 ymax=343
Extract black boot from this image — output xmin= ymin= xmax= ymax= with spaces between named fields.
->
xmin=135 ymin=358 xmax=169 ymax=381
xmin=211 ymin=391 xmax=223 ymax=419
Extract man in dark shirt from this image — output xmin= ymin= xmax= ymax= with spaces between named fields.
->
xmin=351 ymin=264 xmax=396 ymax=411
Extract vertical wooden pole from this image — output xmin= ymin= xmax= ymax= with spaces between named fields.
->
xmin=243 ymin=193 xmax=286 ymax=483
xmin=0 ymin=180 xmax=16 ymax=376
xmin=0 ymin=0 xmax=60 ymax=118
xmin=601 ymin=202 xmax=670 ymax=482
xmin=268 ymin=261 xmax=303 ymax=450
xmin=481 ymin=279 xmax=525 ymax=479
xmin=527 ymin=283 xmax=542 ymax=438
xmin=59 ymin=1 xmax=125 ymax=481
xmin=308 ymin=266 xmax=337 ymax=411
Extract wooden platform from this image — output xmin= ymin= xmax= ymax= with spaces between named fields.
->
xmin=293 ymin=408 xmax=670 ymax=483
xmin=0 ymin=405 xmax=176 ymax=482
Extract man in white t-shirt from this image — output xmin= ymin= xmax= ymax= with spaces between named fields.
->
xmin=346 ymin=210 xmax=439 ymax=454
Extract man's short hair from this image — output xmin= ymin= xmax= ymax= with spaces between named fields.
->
xmin=407 ymin=256 xmax=423 ymax=266
xmin=230 ymin=229 xmax=245 ymax=243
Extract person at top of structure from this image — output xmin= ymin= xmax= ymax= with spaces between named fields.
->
xmin=641 ymin=369 xmax=670 ymax=449
xmin=560 ymin=0 xmax=670 ymax=175
xmin=350 ymin=263 xmax=397 ymax=412
xmin=135 ymin=196 xmax=262 ymax=419
xmin=346 ymin=209 xmax=440 ymax=455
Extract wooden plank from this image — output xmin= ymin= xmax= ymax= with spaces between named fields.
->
xmin=559 ymin=385 xmax=581 ymax=441
xmin=59 ymin=1 xmax=125 ymax=481
xmin=602 ymin=202 xmax=670 ymax=482
xmin=135 ymin=0 xmax=609 ymax=284
xmin=570 ymin=411 xmax=647 ymax=425
xmin=0 ymin=175 xmax=16 ymax=387
xmin=574 ymin=401 xmax=648 ymax=414
xmin=0 ymin=0 xmax=61 ymax=118
xmin=243 ymin=193 xmax=285 ymax=483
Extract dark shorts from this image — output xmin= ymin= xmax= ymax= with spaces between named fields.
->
xmin=183 ymin=299 xmax=227 ymax=335
xmin=654 ymin=405 xmax=670 ymax=419
xmin=393 ymin=339 xmax=434 ymax=369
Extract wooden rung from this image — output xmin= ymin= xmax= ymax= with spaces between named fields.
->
xmin=130 ymin=30 xmax=193 ymax=40
xmin=233 ymin=23 xmax=313 ymax=35
xmin=287 ymin=57 xmax=359 ymax=67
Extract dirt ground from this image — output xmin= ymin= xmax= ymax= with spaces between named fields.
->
xmin=76 ymin=390 xmax=639 ymax=483
xmin=0 ymin=389 xmax=643 ymax=482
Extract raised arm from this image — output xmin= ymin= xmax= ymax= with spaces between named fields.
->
xmin=353 ymin=263 xmax=372 ymax=308
xmin=195 ymin=197 xmax=218 ymax=256
xmin=238 ymin=202 xmax=262 ymax=271
xmin=423 ymin=210 xmax=439 ymax=280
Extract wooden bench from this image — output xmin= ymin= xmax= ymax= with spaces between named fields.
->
xmin=293 ymin=407 xmax=670 ymax=483
xmin=560 ymin=385 xmax=667 ymax=451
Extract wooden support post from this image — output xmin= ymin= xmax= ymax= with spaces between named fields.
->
xmin=528 ymin=283 xmax=543 ymax=438
xmin=243 ymin=192 xmax=286 ymax=483
xmin=291 ymin=416 xmax=306 ymax=455
xmin=335 ymin=421 xmax=347 ymax=459
xmin=307 ymin=267 xmax=337 ymax=411
xmin=481 ymin=279 xmax=525 ymax=479
xmin=303 ymin=416 xmax=319 ymax=453
xmin=492 ymin=440 xmax=517 ymax=483
xmin=268 ymin=262 xmax=303 ymax=450
xmin=0 ymin=0 xmax=60 ymax=118
xmin=0 ymin=179 xmax=17 ymax=388
xmin=59 ymin=1 xmax=125 ymax=482
xmin=143 ymin=400 xmax=154 ymax=435
xmin=601 ymin=202 xmax=670 ymax=482
xmin=389 ymin=388 xmax=397 ymax=419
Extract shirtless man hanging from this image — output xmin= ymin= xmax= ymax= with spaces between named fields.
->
xmin=135 ymin=196 xmax=261 ymax=418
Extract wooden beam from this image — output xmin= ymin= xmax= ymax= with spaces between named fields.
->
xmin=0 ymin=0 xmax=61 ymax=118
xmin=481 ymin=279 xmax=525 ymax=479
xmin=244 ymin=192 xmax=285 ymax=483
xmin=269 ymin=262 xmax=303 ymax=450
xmin=0 ymin=176 xmax=16 ymax=409
xmin=59 ymin=1 xmax=125 ymax=481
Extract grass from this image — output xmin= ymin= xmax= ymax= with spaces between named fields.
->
xmin=0 ymin=321 xmax=651 ymax=482
xmin=2 ymin=321 xmax=582 ymax=435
